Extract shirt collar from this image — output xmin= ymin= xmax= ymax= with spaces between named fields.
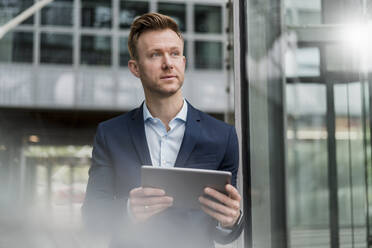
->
xmin=143 ymin=99 xmax=188 ymax=122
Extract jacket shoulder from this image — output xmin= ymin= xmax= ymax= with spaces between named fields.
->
xmin=191 ymin=105 xmax=234 ymax=131
xmin=98 ymin=107 xmax=139 ymax=130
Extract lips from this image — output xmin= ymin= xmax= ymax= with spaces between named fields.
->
xmin=161 ymin=75 xmax=176 ymax=79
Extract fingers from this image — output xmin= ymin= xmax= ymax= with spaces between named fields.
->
xmin=134 ymin=205 xmax=170 ymax=222
xmin=130 ymin=187 xmax=166 ymax=197
xmin=199 ymin=185 xmax=242 ymax=228
xmin=226 ymin=184 xmax=241 ymax=202
xmin=198 ymin=196 xmax=238 ymax=218
xmin=129 ymin=187 xmax=173 ymax=223
xmin=130 ymin=195 xmax=173 ymax=207
xmin=131 ymin=199 xmax=173 ymax=223
xmin=132 ymin=202 xmax=173 ymax=214
xmin=201 ymin=205 xmax=237 ymax=227
xmin=203 ymin=186 xmax=240 ymax=210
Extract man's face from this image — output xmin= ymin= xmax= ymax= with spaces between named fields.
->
xmin=128 ymin=29 xmax=186 ymax=98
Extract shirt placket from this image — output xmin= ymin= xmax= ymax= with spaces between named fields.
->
xmin=156 ymin=120 xmax=166 ymax=167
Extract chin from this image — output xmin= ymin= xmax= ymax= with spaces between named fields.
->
xmin=157 ymin=87 xmax=182 ymax=97
xmin=159 ymin=84 xmax=182 ymax=95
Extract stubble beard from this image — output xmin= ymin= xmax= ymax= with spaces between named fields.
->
xmin=143 ymin=81 xmax=183 ymax=100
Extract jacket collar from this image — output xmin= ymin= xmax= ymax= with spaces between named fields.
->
xmin=174 ymin=100 xmax=201 ymax=167
xmin=128 ymin=103 xmax=152 ymax=166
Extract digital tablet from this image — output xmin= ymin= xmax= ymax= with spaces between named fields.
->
xmin=141 ymin=166 xmax=232 ymax=209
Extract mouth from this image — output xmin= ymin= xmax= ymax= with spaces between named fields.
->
xmin=160 ymin=75 xmax=176 ymax=79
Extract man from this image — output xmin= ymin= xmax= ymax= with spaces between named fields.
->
xmin=82 ymin=13 xmax=243 ymax=248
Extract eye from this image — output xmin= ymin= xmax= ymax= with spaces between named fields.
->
xmin=151 ymin=52 xmax=161 ymax=58
xmin=171 ymin=51 xmax=180 ymax=56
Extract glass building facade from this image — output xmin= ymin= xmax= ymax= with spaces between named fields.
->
xmin=238 ymin=0 xmax=372 ymax=247
xmin=0 ymin=0 xmax=229 ymax=111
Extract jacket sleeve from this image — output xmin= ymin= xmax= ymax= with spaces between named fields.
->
xmin=81 ymin=123 xmax=126 ymax=234
xmin=214 ymin=126 xmax=244 ymax=244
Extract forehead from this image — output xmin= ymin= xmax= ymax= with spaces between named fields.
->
xmin=137 ymin=29 xmax=183 ymax=51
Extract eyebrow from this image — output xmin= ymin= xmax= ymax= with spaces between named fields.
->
xmin=148 ymin=46 xmax=181 ymax=52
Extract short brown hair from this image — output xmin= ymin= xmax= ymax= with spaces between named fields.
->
xmin=128 ymin=13 xmax=183 ymax=60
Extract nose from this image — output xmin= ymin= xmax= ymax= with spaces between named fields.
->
xmin=162 ymin=53 xmax=174 ymax=70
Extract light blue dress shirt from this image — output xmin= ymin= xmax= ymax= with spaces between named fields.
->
xmin=143 ymin=99 xmax=187 ymax=167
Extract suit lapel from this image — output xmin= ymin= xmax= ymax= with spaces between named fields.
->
xmin=175 ymin=102 xmax=201 ymax=168
xmin=128 ymin=104 xmax=152 ymax=166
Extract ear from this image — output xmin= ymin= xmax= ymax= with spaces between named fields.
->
xmin=183 ymin=56 xmax=186 ymax=67
xmin=128 ymin=59 xmax=140 ymax=78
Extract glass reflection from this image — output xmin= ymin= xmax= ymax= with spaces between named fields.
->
xmin=364 ymin=81 xmax=372 ymax=238
xmin=81 ymin=0 xmax=112 ymax=28
xmin=286 ymin=83 xmax=330 ymax=247
xmin=334 ymin=83 xmax=367 ymax=248
xmin=285 ymin=0 xmax=322 ymax=26
xmin=195 ymin=41 xmax=222 ymax=69
xmin=40 ymin=33 xmax=73 ymax=64
xmin=158 ymin=2 xmax=186 ymax=32
xmin=119 ymin=0 xmax=149 ymax=29
xmin=194 ymin=5 xmax=222 ymax=33
xmin=41 ymin=0 xmax=73 ymax=26
xmin=285 ymin=46 xmax=320 ymax=78
xmin=80 ymin=35 xmax=111 ymax=66
xmin=0 ymin=32 xmax=33 ymax=63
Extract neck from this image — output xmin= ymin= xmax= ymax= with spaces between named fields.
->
xmin=145 ymin=92 xmax=184 ymax=129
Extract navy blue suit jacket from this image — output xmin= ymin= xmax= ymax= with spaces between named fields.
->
xmin=82 ymin=102 xmax=243 ymax=248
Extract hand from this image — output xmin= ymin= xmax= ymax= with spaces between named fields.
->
xmin=129 ymin=187 xmax=173 ymax=223
xmin=198 ymin=184 xmax=241 ymax=228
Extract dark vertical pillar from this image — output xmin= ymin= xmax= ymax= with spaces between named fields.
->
xmin=322 ymin=0 xmax=343 ymax=246
xmin=267 ymin=1 xmax=288 ymax=246
xmin=239 ymin=0 xmax=252 ymax=247
xmin=324 ymin=73 xmax=339 ymax=248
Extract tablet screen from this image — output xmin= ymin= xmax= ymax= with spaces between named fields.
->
xmin=141 ymin=166 xmax=231 ymax=209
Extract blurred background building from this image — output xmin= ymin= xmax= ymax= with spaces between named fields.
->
xmin=0 ymin=0 xmax=234 ymax=247
xmin=1 ymin=0 xmax=372 ymax=248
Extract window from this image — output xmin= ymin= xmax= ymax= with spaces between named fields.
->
xmin=119 ymin=37 xmax=130 ymax=67
xmin=81 ymin=35 xmax=111 ymax=65
xmin=81 ymin=0 xmax=112 ymax=28
xmin=194 ymin=5 xmax=222 ymax=33
xmin=120 ymin=0 xmax=149 ymax=29
xmin=41 ymin=0 xmax=73 ymax=26
xmin=40 ymin=33 xmax=73 ymax=64
xmin=195 ymin=41 xmax=222 ymax=69
xmin=0 ymin=0 xmax=34 ymax=25
xmin=0 ymin=32 xmax=33 ymax=63
xmin=158 ymin=2 xmax=186 ymax=32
